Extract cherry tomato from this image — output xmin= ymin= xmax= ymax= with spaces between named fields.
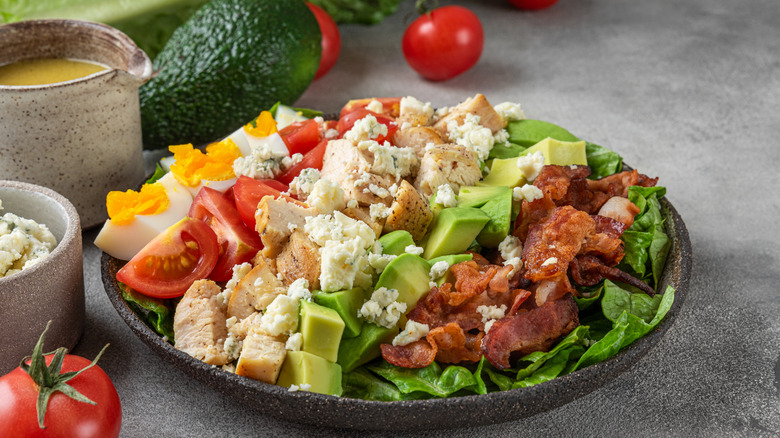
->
xmin=279 ymin=119 xmax=321 ymax=156
xmin=339 ymin=97 xmax=402 ymax=119
xmin=337 ymin=108 xmax=398 ymax=143
xmin=402 ymin=6 xmax=484 ymax=81
xmin=189 ymin=187 xmax=263 ymax=282
xmin=232 ymin=176 xmax=290 ymax=230
xmin=0 ymin=342 xmax=122 ymax=437
xmin=276 ymin=139 xmax=328 ymax=185
xmin=307 ymin=2 xmax=341 ymax=79
xmin=116 ymin=217 xmax=219 ymax=298
xmin=508 ymin=0 xmax=559 ymax=10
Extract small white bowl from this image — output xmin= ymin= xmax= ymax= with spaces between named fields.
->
xmin=0 ymin=180 xmax=83 ymax=374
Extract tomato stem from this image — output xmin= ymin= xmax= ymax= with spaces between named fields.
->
xmin=20 ymin=321 xmax=109 ymax=429
xmin=415 ymin=0 xmax=438 ymax=15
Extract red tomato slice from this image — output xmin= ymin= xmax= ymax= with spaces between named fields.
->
xmin=232 ymin=175 xmax=290 ymax=229
xmin=337 ymin=108 xmax=398 ymax=144
xmin=276 ymin=139 xmax=328 ymax=185
xmin=189 ymin=187 xmax=263 ymax=282
xmin=279 ymin=119 xmax=322 ymax=156
xmin=116 ymin=217 xmax=219 ymax=298
xmin=339 ymin=97 xmax=402 ymax=119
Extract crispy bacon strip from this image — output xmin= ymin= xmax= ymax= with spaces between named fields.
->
xmin=568 ymin=254 xmax=656 ymax=296
xmin=514 ymin=196 xmax=556 ymax=241
xmin=533 ymin=165 xmax=592 ymax=211
xmin=381 ymin=340 xmax=436 ymax=369
xmin=532 ymin=274 xmax=574 ymax=306
xmin=597 ymin=196 xmax=641 ymax=228
xmin=522 ymin=206 xmax=595 ymax=282
xmin=450 ymin=261 xmax=499 ymax=306
xmin=587 ymin=169 xmax=658 ymax=197
xmin=482 ymin=294 xmax=580 ymax=370
xmin=427 ymin=323 xmax=483 ymax=364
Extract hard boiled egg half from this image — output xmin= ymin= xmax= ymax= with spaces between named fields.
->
xmin=94 ymin=173 xmax=194 ymax=260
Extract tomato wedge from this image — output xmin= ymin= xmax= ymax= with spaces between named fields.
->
xmin=116 ymin=217 xmax=219 ymax=298
xmin=233 ymin=175 xmax=290 ymax=230
xmin=276 ymin=139 xmax=328 ymax=185
xmin=337 ymin=108 xmax=398 ymax=144
xmin=279 ymin=119 xmax=321 ymax=156
xmin=189 ymin=187 xmax=263 ymax=281
xmin=339 ymin=97 xmax=402 ymax=119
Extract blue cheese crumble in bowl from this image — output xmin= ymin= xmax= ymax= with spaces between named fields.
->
xmin=0 ymin=180 xmax=84 ymax=374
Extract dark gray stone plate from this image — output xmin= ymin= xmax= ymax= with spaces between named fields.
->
xmin=101 ymin=194 xmax=690 ymax=431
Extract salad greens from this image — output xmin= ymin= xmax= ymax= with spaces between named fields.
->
xmin=0 ymin=0 xmax=208 ymax=60
xmin=307 ymin=0 xmax=402 ymax=24
xmin=119 ymin=283 xmax=176 ymax=341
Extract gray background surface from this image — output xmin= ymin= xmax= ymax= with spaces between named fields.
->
xmin=73 ymin=0 xmax=779 ymax=436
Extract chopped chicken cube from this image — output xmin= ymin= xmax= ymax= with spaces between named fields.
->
xmin=174 ymin=280 xmax=230 ymax=366
xmin=414 ymin=144 xmax=482 ymax=197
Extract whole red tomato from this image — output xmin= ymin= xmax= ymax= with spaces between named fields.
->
xmin=307 ymin=2 xmax=341 ymax=79
xmin=0 ymin=324 xmax=121 ymax=437
xmin=508 ymin=0 xmax=559 ymax=10
xmin=402 ymin=5 xmax=484 ymax=81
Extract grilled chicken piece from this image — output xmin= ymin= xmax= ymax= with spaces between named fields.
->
xmin=414 ymin=144 xmax=482 ymax=197
xmin=255 ymin=195 xmax=316 ymax=259
xmin=174 ymin=280 xmax=230 ymax=366
xmin=227 ymin=257 xmax=286 ymax=320
xmin=235 ymin=329 xmax=287 ymax=384
xmin=277 ymin=230 xmax=321 ymax=289
xmin=389 ymin=126 xmax=445 ymax=159
xmin=383 ymin=180 xmax=433 ymax=241
xmin=320 ymin=139 xmax=397 ymax=206
xmin=433 ymin=94 xmax=506 ymax=135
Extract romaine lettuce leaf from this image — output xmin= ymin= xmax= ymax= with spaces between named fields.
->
xmin=366 ymin=359 xmax=482 ymax=398
xmin=118 ymin=282 xmax=175 ymax=342
xmin=620 ymin=186 xmax=671 ymax=287
xmin=0 ymin=0 xmax=208 ymax=59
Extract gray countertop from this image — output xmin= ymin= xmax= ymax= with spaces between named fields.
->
xmin=73 ymin=0 xmax=780 ymax=436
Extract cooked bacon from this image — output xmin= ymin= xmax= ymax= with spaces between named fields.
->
xmin=597 ymin=196 xmax=641 ymax=228
xmin=513 ymin=195 xmax=556 ymax=241
xmin=592 ymin=214 xmax=628 ymax=238
xmin=450 ymin=261 xmax=499 ymax=306
xmin=507 ymin=289 xmax=533 ymax=316
xmin=428 ymin=323 xmax=483 ymax=364
xmin=522 ymin=206 xmax=595 ymax=282
xmin=381 ymin=340 xmax=436 ymax=369
xmin=533 ymin=165 xmax=592 ymax=211
xmin=568 ymin=254 xmax=656 ymax=296
xmin=467 ymin=251 xmax=491 ymax=266
xmin=482 ymin=294 xmax=580 ymax=370
xmin=588 ymin=169 xmax=657 ymax=197
xmin=532 ymin=274 xmax=574 ymax=306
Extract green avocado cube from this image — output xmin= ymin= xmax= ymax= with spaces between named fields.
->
xmin=375 ymin=253 xmax=432 ymax=310
xmin=378 ymin=230 xmax=416 ymax=255
xmin=457 ymin=186 xmax=510 ymax=209
xmin=520 ymin=137 xmax=587 ymax=166
xmin=337 ymin=323 xmax=398 ymax=373
xmin=300 ymin=300 xmax=345 ymax=362
xmin=422 ymin=207 xmax=490 ymax=259
xmin=507 ymin=119 xmax=580 ymax=147
xmin=476 ymin=186 xmax=513 ymax=248
xmin=313 ymin=288 xmax=364 ymax=339
xmin=478 ymin=157 xmax=527 ymax=188
xmin=277 ymin=351 xmax=342 ymax=396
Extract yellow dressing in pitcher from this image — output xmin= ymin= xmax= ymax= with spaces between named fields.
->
xmin=0 ymin=58 xmax=107 ymax=86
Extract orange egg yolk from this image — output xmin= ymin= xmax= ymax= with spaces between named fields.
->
xmin=244 ymin=111 xmax=278 ymax=137
xmin=107 ymin=183 xmax=169 ymax=225
xmin=169 ymin=138 xmax=241 ymax=187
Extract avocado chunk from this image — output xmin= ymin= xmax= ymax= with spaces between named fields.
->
xmin=314 ymin=288 xmax=364 ymax=339
xmin=457 ymin=186 xmax=512 ymax=209
xmin=423 ymin=207 xmax=490 ymax=259
xmin=337 ymin=323 xmax=398 ymax=372
xmin=375 ymin=254 xmax=432 ymax=310
xmin=476 ymin=186 xmax=514 ymax=248
xmin=520 ymin=137 xmax=588 ymax=166
xmin=479 ymin=158 xmax=527 ymax=188
xmin=277 ymin=351 xmax=342 ymax=396
xmin=378 ymin=230 xmax=416 ymax=256
xmin=139 ymin=0 xmax=322 ymax=149
xmin=300 ymin=300 xmax=345 ymax=362
xmin=507 ymin=119 xmax=580 ymax=147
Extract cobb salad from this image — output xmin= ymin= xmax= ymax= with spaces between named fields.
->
xmin=97 ymin=94 xmax=674 ymax=399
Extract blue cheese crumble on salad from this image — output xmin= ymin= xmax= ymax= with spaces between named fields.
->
xmin=0 ymin=199 xmax=57 ymax=278
xmin=100 ymin=94 xmax=675 ymax=399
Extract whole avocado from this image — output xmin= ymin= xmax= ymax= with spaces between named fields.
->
xmin=139 ymin=0 xmax=322 ymax=149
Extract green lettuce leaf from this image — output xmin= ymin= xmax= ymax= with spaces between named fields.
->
xmin=366 ymin=359 xmax=482 ymax=398
xmin=575 ymin=285 xmax=674 ymax=370
xmin=119 ymin=282 xmax=175 ymax=342
xmin=488 ymin=142 xmax=527 ymax=160
xmin=0 ymin=0 xmax=209 ymax=60
xmin=145 ymin=163 xmax=167 ymax=184
xmin=341 ymin=367 xmax=402 ymax=401
xmin=620 ymin=186 xmax=670 ymax=286
xmin=601 ymin=280 xmax=664 ymax=324
xmin=504 ymin=119 xmax=622 ymax=178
